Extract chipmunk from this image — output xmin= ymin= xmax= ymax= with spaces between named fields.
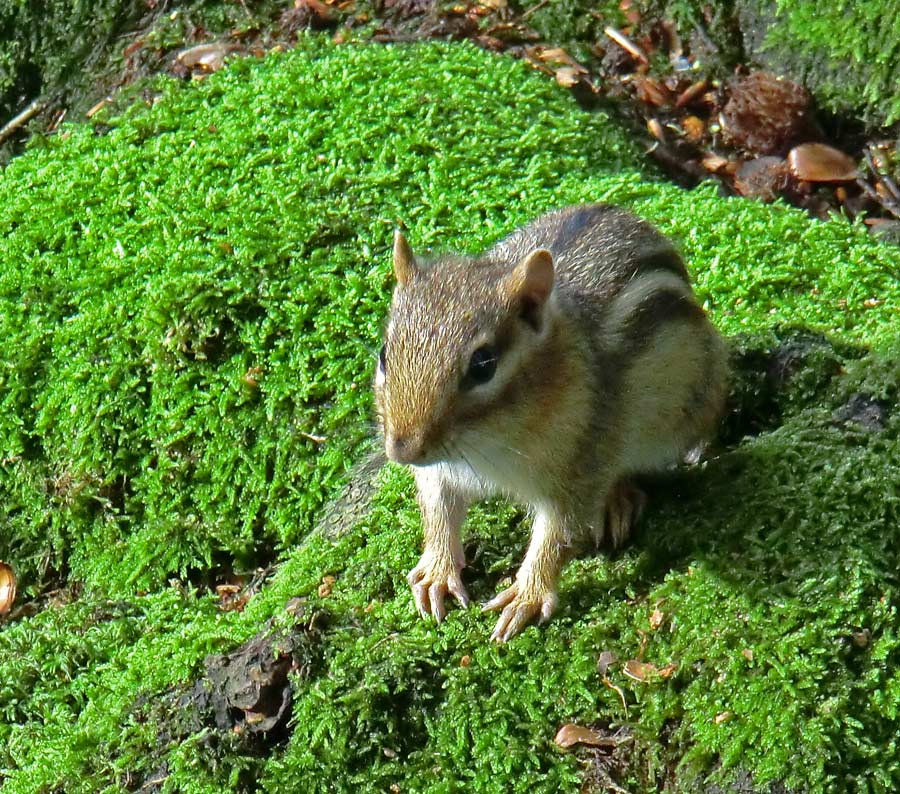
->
xmin=374 ymin=204 xmax=729 ymax=642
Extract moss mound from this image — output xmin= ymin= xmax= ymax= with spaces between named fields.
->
xmin=1 ymin=36 xmax=899 ymax=793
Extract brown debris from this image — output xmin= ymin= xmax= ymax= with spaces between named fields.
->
xmin=681 ymin=114 xmax=705 ymax=143
xmin=734 ymin=156 xmax=789 ymax=201
xmin=317 ymin=574 xmax=335 ymax=597
xmin=622 ymin=658 xmax=677 ymax=682
xmin=633 ymin=75 xmax=671 ymax=107
xmin=719 ymin=71 xmax=812 ymax=156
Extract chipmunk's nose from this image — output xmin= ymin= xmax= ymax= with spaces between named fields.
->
xmin=385 ymin=432 xmax=426 ymax=464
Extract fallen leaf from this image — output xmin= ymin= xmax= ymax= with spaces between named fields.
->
xmin=633 ymin=75 xmax=671 ymax=107
xmin=657 ymin=662 xmax=678 ymax=678
xmin=538 ymin=48 xmax=587 ymax=71
xmin=622 ymin=658 xmax=676 ymax=681
xmin=176 ymin=42 xmax=240 ymax=73
xmin=554 ymin=723 xmax=617 ymax=750
xmin=787 ymin=143 xmax=859 ymax=183
xmin=0 ymin=562 xmax=15 ymax=615
xmin=622 ymin=659 xmax=653 ymax=681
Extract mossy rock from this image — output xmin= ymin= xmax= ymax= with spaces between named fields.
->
xmin=1 ymin=36 xmax=899 ymax=794
xmin=644 ymin=0 xmax=900 ymax=127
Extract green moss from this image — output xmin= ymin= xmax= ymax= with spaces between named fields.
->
xmin=1 ymin=35 xmax=899 ymax=794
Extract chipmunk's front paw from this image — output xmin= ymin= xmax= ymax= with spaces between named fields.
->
xmin=408 ymin=552 xmax=469 ymax=623
xmin=483 ymin=580 xmax=558 ymax=642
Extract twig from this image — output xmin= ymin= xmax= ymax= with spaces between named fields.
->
xmin=603 ymin=26 xmax=649 ymax=64
xmin=520 ymin=0 xmax=549 ymax=19
xmin=0 ymin=98 xmax=46 ymax=145
xmin=864 ymin=146 xmax=900 ymax=202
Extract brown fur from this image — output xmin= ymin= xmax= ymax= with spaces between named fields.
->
xmin=375 ymin=204 xmax=730 ymax=641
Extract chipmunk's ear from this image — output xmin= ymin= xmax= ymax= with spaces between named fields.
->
xmin=392 ymin=230 xmax=418 ymax=286
xmin=504 ymin=249 xmax=555 ymax=330
xmin=506 ymin=248 xmax=554 ymax=304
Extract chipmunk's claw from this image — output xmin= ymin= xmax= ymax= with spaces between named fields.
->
xmin=408 ymin=555 xmax=469 ymax=623
xmin=483 ymin=583 xmax=557 ymax=642
xmin=603 ymin=479 xmax=646 ymax=549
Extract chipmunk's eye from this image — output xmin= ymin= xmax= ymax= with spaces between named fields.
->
xmin=463 ymin=345 xmax=497 ymax=389
xmin=378 ymin=344 xmax=387 ymax=375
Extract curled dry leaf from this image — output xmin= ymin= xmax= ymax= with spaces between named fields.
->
xmin=554 ymin=723 xmax=618 ymax=750
xmin=176 ymin=42 xmax=241 ymax=73
xmin=537 ymin=47 xmax=587 ymax=71
xmin=633 ymin=75 xmax=671 ymax=107
xmin=0 ymin=562 xmax=16 ymax=615
xmin=622 ymin=658 xmax=677 ymax=681
xmin=787 ymin=143 xmax=859 ymax=183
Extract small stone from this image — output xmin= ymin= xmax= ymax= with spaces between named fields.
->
xmin=597 ymin=650 xmax=618 ymax=676
xmin=833 ymin=393 xmax=890 ymax=432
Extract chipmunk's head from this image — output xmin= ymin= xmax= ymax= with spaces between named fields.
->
xmin=375 ymin=230 xmax=555 ymax=466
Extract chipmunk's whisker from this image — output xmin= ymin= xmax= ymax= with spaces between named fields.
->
xmin=494 ymin=440 xmax=531 ymax=461
xmin=446 ymin=440 xmax=489 ymax=489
